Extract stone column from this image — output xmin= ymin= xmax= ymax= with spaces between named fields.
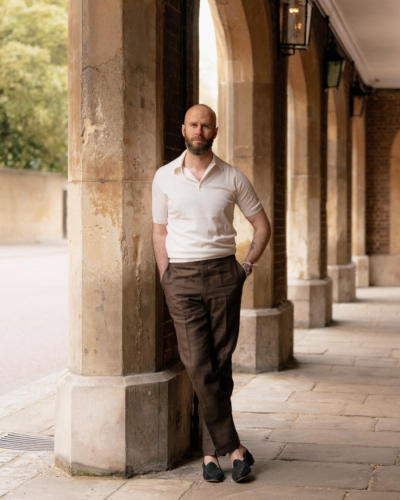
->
xmin=287 ymin=50 xmax=332 ymax=328
xmin=210 ymin=0 xmax=293 ymax=373
xmin=352 ymin=114 xmax=369 ymax=287
xmin=327 ymin=88 xmax=356 ymax=302
xmin=55 ymin=0 xmax=192 ymax=476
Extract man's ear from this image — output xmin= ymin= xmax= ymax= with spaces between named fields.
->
xmin=213 ymin=127 xmax=219 ymax=139
xmin=181 ymin=124 xmax=186 ymax=137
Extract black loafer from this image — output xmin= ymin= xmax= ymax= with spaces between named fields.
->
xmin=243 ymin=448 xmax=255 ymax=466
xmin=202 ymin=461 xmax=225 ymax=482
xmin=232 ymin=458 xmax=251 ymax=482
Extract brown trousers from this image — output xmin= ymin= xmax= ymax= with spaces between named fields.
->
xmin=161 ymin=254 xmax=246 ymax=456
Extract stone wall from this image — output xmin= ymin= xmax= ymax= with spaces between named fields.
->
xmin=0 ymin=168 xmax=66 ymax=243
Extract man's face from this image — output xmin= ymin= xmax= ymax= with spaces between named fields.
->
xmin=182 ymin=106 xmax=218 ymax=156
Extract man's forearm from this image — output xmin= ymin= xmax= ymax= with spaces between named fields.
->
xmin=245 ymin=227 xmax=270 ymax=264
xmin=244 ymin=210 xmax=271 ymax=265
xmin=153 ymin=233 xmax=169 ymax=279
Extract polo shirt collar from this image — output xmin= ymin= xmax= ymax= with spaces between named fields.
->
xmin=172 ymin=150 xmax=218 ymax=179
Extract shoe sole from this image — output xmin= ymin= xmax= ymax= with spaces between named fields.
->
xmin=233 ymin=472 xmax=250 ymax=483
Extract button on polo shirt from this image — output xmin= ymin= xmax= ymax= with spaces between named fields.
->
xmin=152 ymin=150 xmax=262 ymax=262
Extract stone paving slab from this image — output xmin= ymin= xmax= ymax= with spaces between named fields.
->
xmin=292 ymin=415 xmax=375 ymax=431
xmin=314 ymin=382 xmax=400 ymax=395
xmin=376 ymin=418 xmax=400 ymax=432
xmin=0 ymin=396 xmax=55 ymax=435
xmin=232 ymin=411 xmax=297 ymax=429
xmin=250 ymin=460 xmax=371 ymax=489
xmin=107 ymin=478 xmax=193 ymax=499
xmin=270 ymin=428 xmax=400 ymax=447
xmin=3 ymin=476 xmax=127 ymax=500
xmin=347 ymin=491 xmax=400 ymax=499
xmin=370 ymin=465 xmax=400 ymax=492
xmin=183 ymin=483 xmax=346 ymax=500
xmin=279 ymin=442 xmax=398 ymax=465
xmin=288 ymin=391 xmax=366 ymax=404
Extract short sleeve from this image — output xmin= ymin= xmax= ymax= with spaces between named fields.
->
xmin=235 ymin=169 xmax=263 ymax=218
xmin=152 ymin=172 xmax=168 ymax=224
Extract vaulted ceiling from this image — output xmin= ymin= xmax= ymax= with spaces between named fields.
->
xmin=316 ymin=0 xmax=400 ymax=89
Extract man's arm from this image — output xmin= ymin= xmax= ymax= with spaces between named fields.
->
xmin=153 ymin=223 xmax=169 ymax=279
xmin=243 ymin=209 xmax=271 ymax=273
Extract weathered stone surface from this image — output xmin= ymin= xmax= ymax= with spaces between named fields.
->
xmin=270 ymin=428 xmax=400 ymax=447
xmin=55 ymin=367 xmax=192 ymax=475
xmin=107 ymin=478 xmax=192 ymax=499
xmin=288 ymin=278 xmax=332 ymax=328
xmin=353 ymin=255 xmax=370 ymax=288
xmin=0 ymin=396 xmax=55 ymax=435
xmin=376 ymin=418 xmax=400 ymax=432
xmin=371 ymin=466 xmax=400 ymax=492
xmin=233 ymin=411 xmax=297 ymax=429
xmin=347 ymin=491 xmax=400 ymax=499
xmin=185 ymin=482 xmax=345 ymax=500
xmin=252 ymin=460 xmax=371 ymax=489
xmin=233 ymin=302 xmax=293 ymax=372
xmin=292 ymin=414 xmax=375 ymax=431
xmin=328 ymin=263 xmax=356 ymax=303
xmin=4 ymin=476 xmax=126 ymax=500
xmin=279 ymin=442 xmax=397 ymax=465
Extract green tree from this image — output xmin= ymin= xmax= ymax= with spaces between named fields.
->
xmin=0 ymin=0 xmax=67 ymax=173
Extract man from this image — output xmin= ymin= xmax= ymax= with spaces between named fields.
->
xmin=152 ymin=104 xmax=271 ymax=482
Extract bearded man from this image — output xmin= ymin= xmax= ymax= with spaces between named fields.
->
xmin=152 ymin=104 xmax=271 ymax=483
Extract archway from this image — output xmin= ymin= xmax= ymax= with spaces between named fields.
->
xmin=203 ymin=0 xmax=293 ymax=371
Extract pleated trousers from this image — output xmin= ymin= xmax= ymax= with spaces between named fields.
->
xmin=161 ymin=254 xmax=246 ymax=456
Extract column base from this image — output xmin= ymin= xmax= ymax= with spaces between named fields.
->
xmin=55 ymin=364 xmax=192 ymax=476
xmin=233 ymin=301 xmax=294 ymax=373
xmin=328 ymin=263 xmax=356 ymax=302
xmin=288 ymin=277 xmax=332 ymax=328
xmin=352 ymin=255 xmax=370 ymax=288
xmin=370 ymin=254 xmax=400 ymax=285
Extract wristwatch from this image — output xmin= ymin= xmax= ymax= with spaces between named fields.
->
xmin=241 ymin=261 xmax=253 ymax=276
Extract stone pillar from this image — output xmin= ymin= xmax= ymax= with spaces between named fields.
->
xmin=55 ymin=0 xmax=193 ymax=476
xmin=327 ymin=87 xmax=356 ymax=302
xmin=210 ymin=0 xmax=293 ymax=373
xmin=351 ymin=114 xmax=369 ymax=287
xmin=287 ymin=50 xmax=332 ymax=328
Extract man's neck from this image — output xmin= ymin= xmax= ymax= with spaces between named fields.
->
xmin=184 ymin=149 xmax=213 ymax=172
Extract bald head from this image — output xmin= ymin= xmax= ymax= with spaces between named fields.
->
xmin=182 ymin=104 xmax=218 ymax=156
xmin=184 ymin=104 xmax=217 ymax=129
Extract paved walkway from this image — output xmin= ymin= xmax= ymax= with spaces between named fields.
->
xmin=1 ymin=287 xmax=400 ymax=499
xmin=0 ymin=243 xmax=68 ymax=395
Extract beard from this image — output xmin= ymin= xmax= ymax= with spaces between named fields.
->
xmin=184 ymin=134 xmax=214 ymax=156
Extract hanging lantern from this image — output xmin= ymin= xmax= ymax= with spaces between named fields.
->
xmin=351 ymin=78 xmax=366 ymax=117
xmin=279 ymin=0 xmax=313 ymax=55
xmin=325 ymin=40 xmax=344 ymax=89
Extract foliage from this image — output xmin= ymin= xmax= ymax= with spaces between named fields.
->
xmin=0 ymin=0 xmax=67 ymax=173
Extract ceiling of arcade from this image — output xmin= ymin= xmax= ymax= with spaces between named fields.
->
xmin=316 ymin=0 xmax=400 ymax=89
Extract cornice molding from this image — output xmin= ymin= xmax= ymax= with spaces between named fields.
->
xmin=313 ymin=0 xmax=373 ymax=86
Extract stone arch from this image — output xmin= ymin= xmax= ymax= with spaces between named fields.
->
xmin=207 ymin=1 xmax=293 ymax=372
xmin=208 ymin=0 xmax=274 ymax=308
xmin=390 ymin=130 xmax=400 ymax=254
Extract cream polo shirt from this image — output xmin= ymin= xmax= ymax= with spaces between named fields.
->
xmin=152 ymin=150 xmax=262 ymax=262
